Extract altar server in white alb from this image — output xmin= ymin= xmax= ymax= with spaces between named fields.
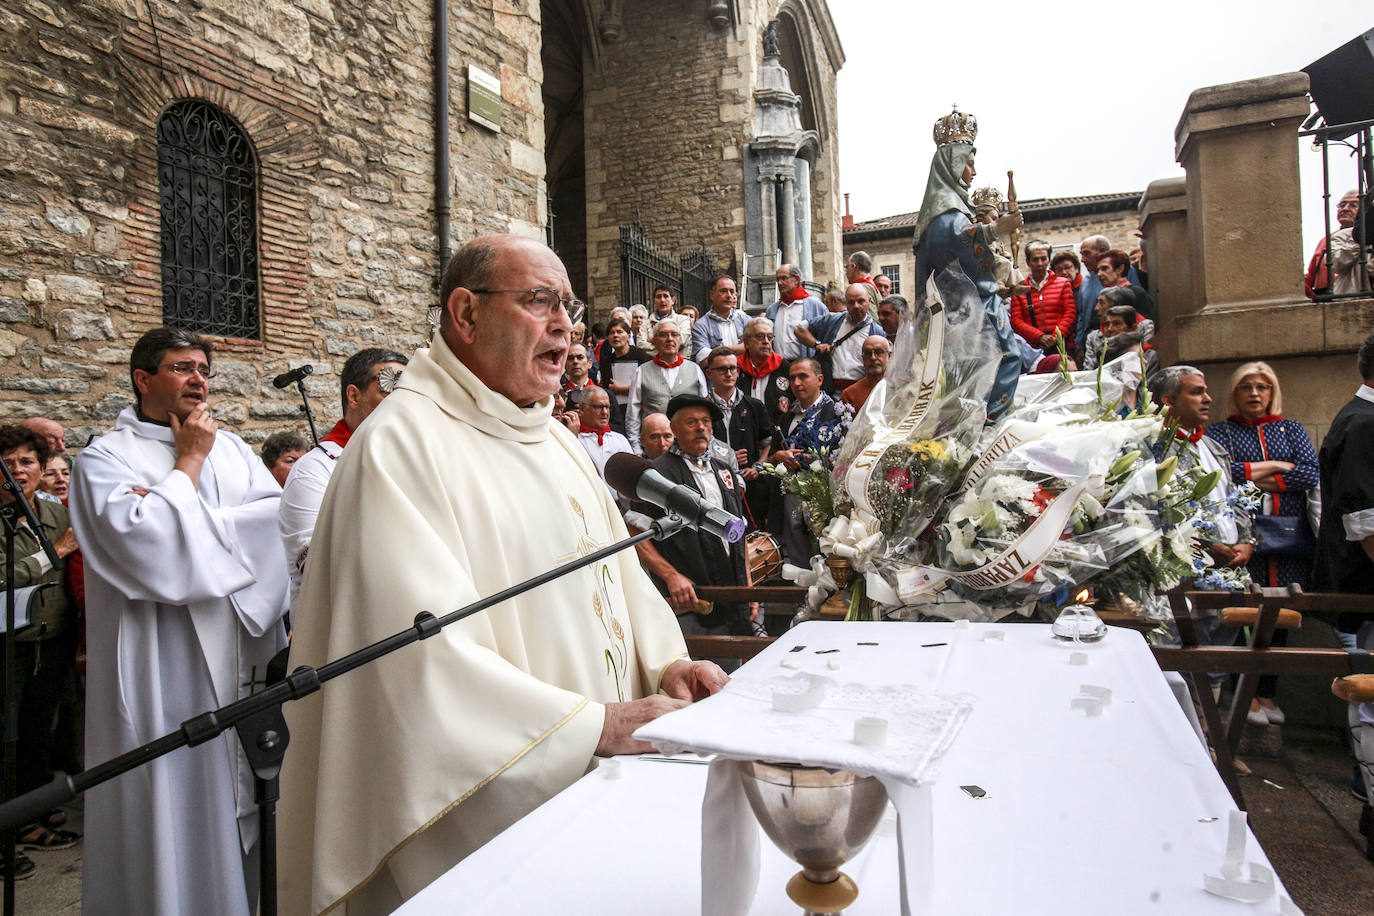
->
xmin=69 ymin=327 xmax=289 ymax=916
xmin=278 ymin=346 xmax=407 ymax=612
xmin=280 ymin=235 xmax=727 ymax=915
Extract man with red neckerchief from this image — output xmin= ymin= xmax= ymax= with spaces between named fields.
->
xmin=1155 ymin=365 xmax=1255 ymax=677
xmin=574 ymin=385 xmax=632 ymax=502
xmin=737 ymin=315 xmax=793 ymax=430
xmin=279 ymin=347 xmax=407 ymax=612
xmin=766 ymin=263 xmax=826 ymax=359
xmin=844 ymin=250 xmax=881 ymax=307
xmin=624 ymin=318 xmax=707 ymax=452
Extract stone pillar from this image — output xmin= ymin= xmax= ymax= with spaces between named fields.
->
xmin=1174 ymin=72 xmax=1310 ymax=311
xmin=1138 ymin=177 xmax=1192 ymax=366
xmin=779 ymin=175 xmax=797 ymax=267
xmin=759 ymin=174 xmax=778 ymax=257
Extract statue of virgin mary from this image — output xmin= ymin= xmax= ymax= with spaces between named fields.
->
xmin=910 ymin=108 xmax=1023 ymax=419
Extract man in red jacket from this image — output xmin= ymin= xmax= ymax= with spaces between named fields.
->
xmin=1009 ymin=239 xmax=1076 ymax=354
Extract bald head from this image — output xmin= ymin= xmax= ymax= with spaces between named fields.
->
xmin=20 ymin=417 xmax=64 ymax=455
xmin=640 ymin=412 xmax=674 ymax=459
xmin=1079 ymin=235 xmax=1111 ymax=271
xmin=845 ymin=283 xmax=872 ymax=322
xmin=860 ymin=335 xmax=890 ymax=380
xmin=438 ymin=234 xmax=574 ymax=406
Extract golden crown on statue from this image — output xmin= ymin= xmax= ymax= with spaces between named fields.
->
xmin=970 ymin=186 xmax=1004 ymax=210
xmin=933 ymin=106 xmax=978 ymax=146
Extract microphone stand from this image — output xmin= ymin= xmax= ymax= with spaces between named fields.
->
xmin=293 ymin=376 xmax=320 ymax=447
xmin=0 ymin=513 xmax=689 ymax=916
xmin=0 ymin=462 xmax=60 ymax=916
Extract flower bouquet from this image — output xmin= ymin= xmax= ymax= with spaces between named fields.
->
xmin=829 ymin=265 xmax=1003 ymax=548
xmin=880 ymin=402 xmax=1231 ymax=623
xmin=761 ymin=399 xmax=854 ymax=539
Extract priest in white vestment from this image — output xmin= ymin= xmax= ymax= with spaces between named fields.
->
xmin=69 ymin=327 xmax=289 ymax=916
xmin=279 ymin=235 xmax=726 ymax=915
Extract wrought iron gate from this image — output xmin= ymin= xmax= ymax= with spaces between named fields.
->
xmin=618 ymin=222 xmax=716 ymax=312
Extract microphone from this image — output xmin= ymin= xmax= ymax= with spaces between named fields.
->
xmin=273 ymin=365 xmax=313 ymax=389
xmin=604 ymin=453 xmax=746 ymax=544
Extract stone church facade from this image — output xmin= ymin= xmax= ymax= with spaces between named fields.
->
xmin=0 ymin=0 xmax=842 ymax=446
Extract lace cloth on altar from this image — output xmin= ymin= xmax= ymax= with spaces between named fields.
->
xmin=635 ymin=672 xmax=974 ymax=786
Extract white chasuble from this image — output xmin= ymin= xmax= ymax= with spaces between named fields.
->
xmin=278 ymin=337 xmax=688 ymax=915
xmin=69 ymin=408 xmax=289 ymax=916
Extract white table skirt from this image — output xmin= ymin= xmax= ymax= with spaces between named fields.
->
xmin=397 ymin=622 xmax=1281 ymax=915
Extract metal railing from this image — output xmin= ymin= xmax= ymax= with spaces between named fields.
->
xmin=617 ymin=222 xmax=715 ymax=314
xmin=1302 ymin=117 xmax=1374 ymax=301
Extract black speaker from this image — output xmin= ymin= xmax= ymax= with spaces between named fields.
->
xmin=1304 ymin=27 xmax=1374 ymax=129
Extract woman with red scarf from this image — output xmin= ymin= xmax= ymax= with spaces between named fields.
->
xmin=1207 ymin=361 xmax=1319 ymax=727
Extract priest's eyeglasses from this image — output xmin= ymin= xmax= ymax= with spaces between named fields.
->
xmin=469 ymin=288 xmax=585 ymax=324
xmin=155 ymin=361 xmax=215 ymax=379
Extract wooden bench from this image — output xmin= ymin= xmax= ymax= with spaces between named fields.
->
xmin=682 ymin=583 xmax=1374 ymax=808
xmin=1161 ymin=586 xmax=1374 ymax=806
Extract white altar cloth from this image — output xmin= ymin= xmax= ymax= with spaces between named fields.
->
xmin=397 ymin=622 xmax=1284 ymax=915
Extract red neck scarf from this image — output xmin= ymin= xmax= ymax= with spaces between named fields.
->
xmin=564 ymin=377 xmax=589 ymax=390
xmin=781 ymin=284 xmax=810 ymax=303
xmin=321 ymin=419 xmax=353 ymax=449
xmin=739 ymin=350 xmax=783 ymax=378
xmin=585 ymin=425 xmax=611 ymax=445
xmin=1228 ymin=413 xmax=1282 ymax=426
xmin=653 ymin=353 xmax=684 ymax=369
xmin=1176 ymin=425 xmax=1204 ymax=445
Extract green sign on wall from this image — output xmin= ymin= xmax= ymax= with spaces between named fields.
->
xmin=468 ymin=64 xmax=501 ymax=132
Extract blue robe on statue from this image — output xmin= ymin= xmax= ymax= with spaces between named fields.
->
xmin=913 ymin=210 xmax=1021 ymax=420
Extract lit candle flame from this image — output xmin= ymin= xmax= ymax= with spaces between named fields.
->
xmin=1075 ymin=589 xmax=1090 ymax=604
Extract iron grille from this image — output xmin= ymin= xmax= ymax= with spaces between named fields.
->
xmin=158 ymin=99 xmax=261 ymax=339
xmin=618 ymin=222 xmax=715 ymax=314
xmin=680 ymin=243 xmax=715 ymax=311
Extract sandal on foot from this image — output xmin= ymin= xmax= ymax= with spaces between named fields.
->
xmin=19 ymin=823 xmax=79 ymax=850
xmin=1 ymin=852 xmax=36 ymax=879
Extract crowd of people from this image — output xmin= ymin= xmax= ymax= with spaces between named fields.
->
xmin=0 ymin=216 xmax=1370 ymax=910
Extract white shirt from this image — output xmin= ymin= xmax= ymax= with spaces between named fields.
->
xmin=279 ymin=439 xmax=344 ymax=613
xmin=683 ymin=452 xmax=729 ymax=549
xmin=576 ymin=429 xmax=633 ymax=503
xmin=1196 ymin=438 xmax=1239 ymax=544
xmin=772 ymin=301 xmax=806 ymax=359
xmin=827 ymin=317 xmax=868 ymax=382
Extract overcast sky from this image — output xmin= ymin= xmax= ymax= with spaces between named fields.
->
xmin=831 ymin=1 xmax=1370 ymax=254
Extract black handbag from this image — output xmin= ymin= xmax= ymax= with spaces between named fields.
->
xmin=1253 ymin=514 xmax=1316 ymax=558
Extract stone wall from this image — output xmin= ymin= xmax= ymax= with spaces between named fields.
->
xmin=580 ymin=0 xmax=841 ymax=315
xmin=581 ymin=3 xmax=755 ymax=314
xmin=0 ymin=0 xmax=545 ymax=448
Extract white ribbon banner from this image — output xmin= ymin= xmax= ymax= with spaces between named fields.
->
xmin=960 ymin=419 xmax=1052 ymax=490
xmin=845 ymin=303 xmax=946 ymax=517
xmin=893 ymin=478 xmax=1091 ymax=602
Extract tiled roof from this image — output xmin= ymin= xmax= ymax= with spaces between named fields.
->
xmin=844 ymin=192 xmax=1143 ymax=236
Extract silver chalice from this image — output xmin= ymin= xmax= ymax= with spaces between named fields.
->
xmin=734 ymin=760 xmax=889 ymax=915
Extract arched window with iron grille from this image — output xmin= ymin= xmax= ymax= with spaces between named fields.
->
xmin=157 ymin=99 xmax=261 ymax=339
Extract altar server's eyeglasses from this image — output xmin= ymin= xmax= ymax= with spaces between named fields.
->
xmin=469 ymin=288 xmax=585 ymax=324
xmin=156 ymin=361 xmax=215 ymax=379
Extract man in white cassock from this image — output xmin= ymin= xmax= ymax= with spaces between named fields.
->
xmin=279 ymin=235 xmax=728 ymax=915
xmin=69 ymin=327 xmax=289 ymax=916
